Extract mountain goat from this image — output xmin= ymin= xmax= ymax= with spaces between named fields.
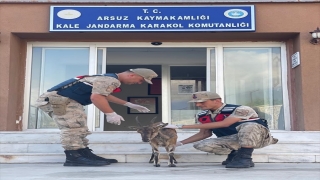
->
xmin=129 ymin=116 xmax=178 ymax=167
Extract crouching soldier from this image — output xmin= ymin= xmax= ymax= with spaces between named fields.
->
xmin=35 ymin=68 xmax=157 ymax=166
xmin=165 ymin=91 xmax=278 ymax=168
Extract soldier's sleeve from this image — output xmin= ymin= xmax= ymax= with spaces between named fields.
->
xmin=91 ymin=76 xmax=121 ymax=96
xmin=229 ymin=106 xmax=259 ymax=120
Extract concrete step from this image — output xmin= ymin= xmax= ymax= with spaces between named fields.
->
xmin=1 ymin=152 xmax=319 ymax=164
xmin=1 ymin=131 xmax=320 ymax=144
xmin=1 ymin=131 xmax=319 ymax=163
xmin=1 ymin=142 xmax=320 ymax=154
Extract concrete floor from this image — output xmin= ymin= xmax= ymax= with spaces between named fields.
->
xmin=1 ymin=163 xmax=320 ymax=180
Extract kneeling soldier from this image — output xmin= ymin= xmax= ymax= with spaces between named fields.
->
xmin=166 ymin=91 xmax=278 ymax=168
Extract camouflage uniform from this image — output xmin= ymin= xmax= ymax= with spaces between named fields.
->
xmin=193 ymin=104 xmax=278 ymax=155
xmin=35 ymin=76 xmax=120 ymax=150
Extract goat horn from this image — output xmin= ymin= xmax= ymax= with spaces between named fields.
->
xmin=150 ymin=116 xmax=157 ymax=124
xmin=135 ymin=116 xmax=142 ymax=127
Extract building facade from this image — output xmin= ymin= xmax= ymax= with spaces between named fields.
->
xmin=0 ymin=0 xmax=319 ymax=132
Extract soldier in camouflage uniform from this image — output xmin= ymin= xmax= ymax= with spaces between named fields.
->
xmin=165 ymin=91 xmax=278 ymax=168
xmin=35 ymin=68 xmax=157 ymax=166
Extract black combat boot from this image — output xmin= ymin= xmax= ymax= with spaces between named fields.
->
xmin=64 ymin=150 xmax=109 ymax=166
xmin=222 ymin=150 xmax=238 ymax=165
xmin=78 ymin=147 xmax=118 ymax=164
xmin=225 ymin=148 xmax=255 ymax=168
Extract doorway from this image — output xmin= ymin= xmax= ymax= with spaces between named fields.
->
xmin=104 ymin=65 xmax=162 ymax=131
xmin=170 ymin=66 xmax=206 ymax=126
xmin=101 ymin=48 xmax=206 ymax=131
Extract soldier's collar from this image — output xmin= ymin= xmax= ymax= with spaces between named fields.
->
xmin=209 ymin=103 xmax=227 ymax=114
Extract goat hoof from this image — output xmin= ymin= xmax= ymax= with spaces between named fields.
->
xmin=149 ymin=161 xmax=154 ymax=163
xmin=154 ymin=164 xmax=161 ymax=167
xmin=168 ymin=164 xmax=176 ymax=167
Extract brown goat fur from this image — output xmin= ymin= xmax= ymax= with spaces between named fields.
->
xmin=128 ymin=117 xmax=178 ymax=167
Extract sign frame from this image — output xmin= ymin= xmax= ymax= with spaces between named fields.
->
xmin=49 ymin=5 xmax=256 ymax=32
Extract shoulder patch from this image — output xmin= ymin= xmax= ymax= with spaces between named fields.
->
xmin=222 ymin=107 xmax=236 ymax=110
xmin=221 ymin=106 xmax=236 ymax=112
xmin=221 ymin=104 xmax=240 ymax=113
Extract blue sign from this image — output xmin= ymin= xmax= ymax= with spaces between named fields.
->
xmin=50 ymin=6 xmax=255 ymax=32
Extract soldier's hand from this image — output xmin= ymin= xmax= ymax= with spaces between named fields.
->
xmin=105 ymin=112 xmax=125 ymax=125
xmin=176 ymin=141 xmax=184 ymax=147
xmin=163 ymin=124 xmax=183 ymax=129
xmin=124 ymin=102 xmax=150 ymax=113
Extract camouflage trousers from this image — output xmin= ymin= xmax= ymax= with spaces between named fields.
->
xmin=35 ymin=91 xmax=91 ymax=150
xmin=193 ymin=123 xmax=278 ymax=155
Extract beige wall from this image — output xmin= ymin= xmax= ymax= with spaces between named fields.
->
xmin=0 ymin=3 xmax=319 ymax=131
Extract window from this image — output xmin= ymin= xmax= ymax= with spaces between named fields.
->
xmin=223 ymin=47 xmax=284 ymax=129
xmin=28 ymin=47 xmax=90 ymax=129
